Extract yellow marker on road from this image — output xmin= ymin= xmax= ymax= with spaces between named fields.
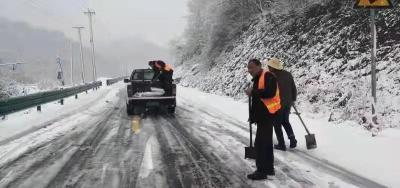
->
xmin=132 ymin=116 xmax=141 ymax=134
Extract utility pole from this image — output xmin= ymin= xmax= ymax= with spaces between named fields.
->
xmin=84 ymin=8 xmax=97 ymax=82
xmin=73 ymin=26 xmax=86 ymax=84
xmin=70 ymin=42 xmax=74 ymax=86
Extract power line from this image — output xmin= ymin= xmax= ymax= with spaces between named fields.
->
xmin=77 ymin=0 xmax=89 ymax=10
xmin=20 ymin=0 xmax=75 ymax=28
xmin=93 ymin=16 xmax=113 ymax=37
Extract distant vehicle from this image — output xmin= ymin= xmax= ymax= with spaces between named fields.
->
xmin=124 ymin=69 xmax=176 ymax=115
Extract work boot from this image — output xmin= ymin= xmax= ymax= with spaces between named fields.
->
xmin=247 ymin=171 xmax=268 ymax=180
xmin=290 ymin=138 xmax=298 ymax=148
xmin=274 ymin=144 xmax=287 ymax=151
xmin=265 ymin=170 xmax=275 ymax=176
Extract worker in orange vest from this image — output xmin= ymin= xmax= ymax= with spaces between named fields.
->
xmin=245 ymin=58 xmax=281 ymax=180
xmin=148 ymin=60 xmax=174 ymax=96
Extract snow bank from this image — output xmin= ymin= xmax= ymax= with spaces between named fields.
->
xmin=0 ymin=82 xmax=125 ymax=143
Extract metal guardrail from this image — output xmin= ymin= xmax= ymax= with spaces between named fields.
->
xmin=0 ymin=81 xmax=102 ymax=116
xmin=106 ymin=76 xmax=128 ymax=86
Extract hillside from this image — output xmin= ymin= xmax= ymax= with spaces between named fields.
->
xmin=174 ymin=0 xmax=400 ymax=129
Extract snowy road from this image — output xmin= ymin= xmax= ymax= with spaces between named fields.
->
xmin=0 ymin=86 xmax=388 ymax=188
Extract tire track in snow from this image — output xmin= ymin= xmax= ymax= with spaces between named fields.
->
xmin=44 ymin=107 xmax=121 ymax=188
xmin=174 ymin=107 xmax=315 ymax=188
xmin=0 ymin=89 xmax=126 ymax=188
xmin=45 ymin=100 xmax=154 ymax=188
xmin=178 ymin=99 xmax=387 ymax=188
xmin=0 ymin=104 xmax=117 ymax=188
xmin=157 ymin=115 xmax=252 ymax=188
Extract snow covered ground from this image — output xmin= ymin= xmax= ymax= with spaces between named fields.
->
xmin=177 ymin=86 xmax=400 ymax=188
xmin=0 ymin=81 xmax=397 ymax=188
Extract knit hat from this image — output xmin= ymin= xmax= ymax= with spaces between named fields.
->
xmin=266 ymin=58 xmax=283 ymax=70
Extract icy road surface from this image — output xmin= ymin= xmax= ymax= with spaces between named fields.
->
xmin=0 ymin=84 xmax=388 ymax=188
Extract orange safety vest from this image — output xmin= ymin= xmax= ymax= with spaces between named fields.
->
xmin=155 ymin=62 xmax=173 ymax=72
xmin=258 ymin=70 xmax=281 ymax=114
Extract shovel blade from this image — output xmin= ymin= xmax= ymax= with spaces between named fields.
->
xmin=305 ymin=134 xmax=317 ymax=150
xmin=245 ymin=147 xmax=256 ymax=159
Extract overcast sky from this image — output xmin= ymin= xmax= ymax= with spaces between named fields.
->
xmin=0 ymin=0 xmax=189 ymax=47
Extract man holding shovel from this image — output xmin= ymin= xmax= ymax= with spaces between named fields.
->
xmin=245 ymin=59 xmax=282 ymax=180
xmin=267 ymin=58 xmax=298 ymax=151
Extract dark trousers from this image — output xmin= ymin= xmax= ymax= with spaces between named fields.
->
xmin=159 ymin=72 xmax=173 ymax=96
xmin=274 ymin=106 xmax=296 ymax=145
xmin=255 ymin=119 xmax=274 ymax=174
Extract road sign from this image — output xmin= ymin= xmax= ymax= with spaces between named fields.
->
xmin=354 ymin=0 xmax=393 ymax=9
xmin=353 ymin=0 xmax=391 ymax=134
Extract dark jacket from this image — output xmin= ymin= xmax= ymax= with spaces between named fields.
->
xmin=152 ymin=61 xmax=173 ymax=81
xmin=250 ymin=70 xmax=278 ymax=123
xmin=272 ymin=70 xmax=297 ymax=108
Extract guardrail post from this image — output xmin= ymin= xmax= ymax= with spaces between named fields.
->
xmin=60 ymin=99 xmax=64 ymax=105
xmin=75 ymin=94 xmax=78 ymax=99
xmin=37 ymin=105 xmax=41 ymax=112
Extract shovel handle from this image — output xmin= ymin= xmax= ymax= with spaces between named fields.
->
xmin=249 ymin=123 xmax=253 ymax=147
xmin=293 ymin=105 xmax=312 ymax=135
xmin=249 ymin=95 xmax=254 ymax=147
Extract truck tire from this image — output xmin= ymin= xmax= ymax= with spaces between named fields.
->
xmin=134 ymin=105 xmax=145 ymax=115
xmin=167 ymin=107 xmax=175 ymax=114
xmin=127 ymin=103 xmax=134 ymax=115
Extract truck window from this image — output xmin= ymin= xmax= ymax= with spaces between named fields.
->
xmin=132 ymin=72 xmax=144 ymax=80
xmin=144 ymin=71 xmax=154 ymax=80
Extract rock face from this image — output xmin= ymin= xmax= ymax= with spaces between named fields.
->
xmin=176 ymin=1 xmax=400 ymax=128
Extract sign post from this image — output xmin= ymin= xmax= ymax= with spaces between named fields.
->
xmin=354 ymin=0 xmax=393 ymax=135
xmin=371 ymin=9 xmax=377 ymax=113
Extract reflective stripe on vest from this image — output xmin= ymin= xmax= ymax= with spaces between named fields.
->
xmin=258 ymin=70 xmax=281 ymax=114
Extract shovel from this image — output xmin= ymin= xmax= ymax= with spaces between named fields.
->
xmin=293 ymin=105 xmax=317 ymax=150
xmin=245 ymin=95 xmax=256 ymax=159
